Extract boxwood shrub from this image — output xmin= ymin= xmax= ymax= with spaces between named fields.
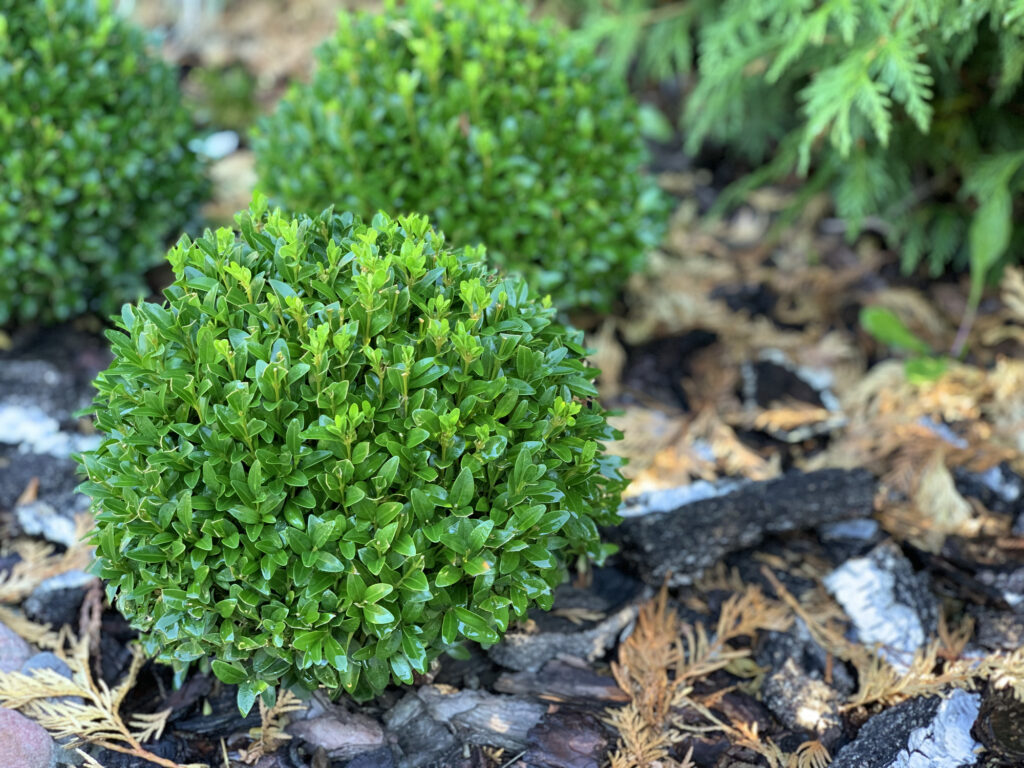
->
xmin=0 ymin=0 xmax=206 ymax=325
xmin=251 ymin=0 xmax=668 ymax=312
xmin=79 ymin=198 xmax=626 ymax=713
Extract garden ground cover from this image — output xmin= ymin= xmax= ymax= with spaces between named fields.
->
xmin=0 ymin=2 xmax=1023 ymax=766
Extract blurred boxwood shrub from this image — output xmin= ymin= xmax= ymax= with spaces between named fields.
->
xmin=252 ymin=0 xmax=668 ymax=313
xmin=80 ymin=198 xmax=626 ymax=712
xmin=0 ymin=0 xmax=207 ymax=325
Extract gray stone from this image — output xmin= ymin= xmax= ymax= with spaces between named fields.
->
xmin=0 ymin=361 xmax=76 ymax=416
xmin=0 ymin=621 xmax=32 ymax=673
xmin=190 ymin=130 xmax=240 ymax=160
xmin=416 ymin=685 xmax=545 ymax=750
xmin=0 ymin=404 xmax=100 ymax=458
xmin=618 ymin=477 xmax=745 ymax=518
xmin=974 ymin=685 xmax=1024 ymax=762
xmin=21 ymin=652 xmax=72 ymax=680
xmin=383 ymin=693 xmax=458 ymax=768
xmin=345 ymin=746 xmax=396 ymax=768
xmin=969 ymin=607 xmax=1024 ymax=652
xmin=761 ymin=658 xmax=842 ymax=747
xmin=0 ymin=452 xmax=82 ymax=518
xmin=383 ymin=685 xmax=545 ymax=768
xmin=974 ymin=564 xmax=1024 ymax=611
xmin=0 ymin=707 xmax=57 ymax=768
xmin=488 ymin=602 xmax=637 ymax=673
xmin=15 ymin=502 xmax=82 ymax=549
xmin=20 ymin=652 xmax=84 ymax=709
xmin=820 ymin=518 xmax=881 ymax=542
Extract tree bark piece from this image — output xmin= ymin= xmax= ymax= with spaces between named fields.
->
xmin=615 ymin=468 xmax=876 ymax=586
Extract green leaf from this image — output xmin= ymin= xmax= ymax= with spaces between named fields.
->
xmin=441 ymin=610 xmax=458 ymax=645
xmin=450 ymin=466 xmax=475 ymax=509
xmin=406 ymin=428 xmax=430 ymax=448
xmin=904 ymin=356 xmax=948 ymax=383
xmin=237 ymin=680 xmax=267 ymax=717
xmin=317 ymin=552 xmax=346 ymax=572
xmin=211 ymin=659 xmax=247 ymax=685
xmin=401 ymin=570 xmax=430 ymax=592
xmin=323 ymin=634 xmax=350 ymax=672
xmin=228 ymin=506 xmax=261 ymax=525
xmin=377 ymin=455 xmax=401 ymax=487
xmin=454 ymin=607 xmax=500 ymax=644
xmin=390 ymin=654 xmax=414 ymax=684
xmin=969 ymin=185 xmax=1012 ymax=302
xmin=363 ymin=583 xmax=394 ymax=603
xmin=363 ymin=604 xmax=395 ymax=624
xmin=479 ymin=435 xmax=507 ymax=461
xmin=293 ymin=630 xmax=325 ymax=651
xmin=859 ymin=306 xmax=931 ymax=354
xmin=435 ymin=565 xmax=462 ymax=588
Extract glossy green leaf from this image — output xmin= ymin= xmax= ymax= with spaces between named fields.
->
xmin=211 ymin=659 xmax=248 ymax=685
xmin=363 ymin=604 xmax=395 ymax=624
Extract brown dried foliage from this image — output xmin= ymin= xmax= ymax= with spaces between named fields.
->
xmin=237 ymin=689 xmax=307 ymax=764
xmin=0 ymin=624 xmax=199 ymax=768
xmin=607 ymin=583 xmax=791 ymax=768
xmin=0 ymin=514 xmax=95 ymax=604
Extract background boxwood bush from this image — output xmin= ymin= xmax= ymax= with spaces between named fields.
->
xmin=0 ymin=0 xmax=206 ymax=325
xmin=252 ymin=0 xmax=668 ymax=313
xmin=577 ymin=0 xmax=1024 ymax=316
xmin=80 ymin=198 xmax=626 ymax=713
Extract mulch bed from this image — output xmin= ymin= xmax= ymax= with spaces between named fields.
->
xmin=1 ymin=3 xmax=1024 ymax=767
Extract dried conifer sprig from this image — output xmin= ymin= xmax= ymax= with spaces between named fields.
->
xmin=760 ymin=566 xmax=1024 ymax=711
xmin=238 ymin=689 xmax=306 ymax=764
xmin=607 ymin=582 xmax=790 ymax=768
xmin=0 ymin=514 xmax=95 ymax=604
xmin=0 ymin=628 xmax=198 ymax=768
xmin=81 ymin=197 xmax=626 ymax=714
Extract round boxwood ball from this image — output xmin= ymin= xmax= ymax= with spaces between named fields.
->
xmin=80 ymin=198 xmax=626 ymax=712
xmin=251 ymin=0 xmax=668 ymax=313
xmin=0 ymin=0 xmax=207 ymax=326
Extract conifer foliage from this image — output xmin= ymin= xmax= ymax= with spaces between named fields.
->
xmin=579 ymin=0 xmax=1024 ymax=291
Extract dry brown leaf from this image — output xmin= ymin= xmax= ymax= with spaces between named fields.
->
xmin=748 ymin=404 xmax=833 ymax=433
xmin=693 ymin=408 xmax=780 ymax=481
xmin=910 ymin=450 xmax=977 ymax=550
xmin=586 ymin=320 xmax=626 ymax=400
xmin=15 ymin=477 xmax=39 ymax=506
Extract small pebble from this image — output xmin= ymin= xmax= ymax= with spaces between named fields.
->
xmin=0 ymin=621 xmax=32 ymax=673
xmin=190 ymin=130 xmax=240 ymax=160
xmin=15 ymin=502 xmax=81 ymax=549
xmin=0 ymin=708 xmax=56 ymax=768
